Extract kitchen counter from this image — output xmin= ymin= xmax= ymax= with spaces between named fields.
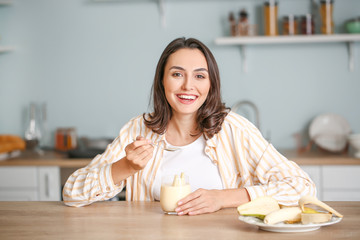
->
xmin=0 ymin=150 xmax=90 ymax=168
xmin=280 ymin=149 xmax=360 ymax=165
xmin=0 ymin=201 xmax=359 ymax=239
xmin=0 ymin=149 xmax=358 ymax=167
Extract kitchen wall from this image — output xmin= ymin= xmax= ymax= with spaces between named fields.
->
xmin=0 ymin=0 xmax=359 ymax=149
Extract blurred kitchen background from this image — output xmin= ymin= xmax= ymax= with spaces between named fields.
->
xmin=1 ymin=0 xmax=359 ymax=149
xmin=1 ymin=0 xmax=360 ymax=202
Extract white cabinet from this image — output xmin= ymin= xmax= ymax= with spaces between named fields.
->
xmin=301 ymin=165 xmax=360 ymax=201
xmin=322 ymin=166 xmax=360 ymax=201
xmin=0 ymin=166 xmax=61 ymax=201
xmin=300 ymin=165 xmax=323 ymax=200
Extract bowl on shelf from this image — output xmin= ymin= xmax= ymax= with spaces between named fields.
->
xmin=348 ymin=133 xmax=360 ymax=158
xmin=345 ymin=17 xmax=360 ymax=34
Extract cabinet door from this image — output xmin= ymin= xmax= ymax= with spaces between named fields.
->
xmin=38 ymin=167 xmax=61 ymax=201
xmin=0 ymin=166 xmax=39 ymax=201
xmin=0 ymin=166 xmax=38 ymax=188
xmin=322 ymin=165 xmax=360 ymax=201
xmin=300 ymin=165 xmax=322 ymax=200
xmin=0 ymin=190 xmax=38 ymax=201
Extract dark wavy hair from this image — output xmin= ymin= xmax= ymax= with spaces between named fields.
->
xmin=143 ymin=37 xmax=229 ymax=139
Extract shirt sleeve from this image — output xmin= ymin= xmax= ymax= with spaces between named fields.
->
xmin=244 ymin=142 xmax=317 ymax=206
xmin=62 ymin=118 xmax=135 ymax=207
xmin=62 ymin=135 xmax=126 ymax=207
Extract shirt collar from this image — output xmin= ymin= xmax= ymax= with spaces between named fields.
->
xmin=205 ymin=133 xmax=219 ymax=148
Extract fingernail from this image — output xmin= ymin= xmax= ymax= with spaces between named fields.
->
xmin=178 ymin=212 xmax=184 ymax=216
xmin=177 ymin=201 xmax=182 ymax=205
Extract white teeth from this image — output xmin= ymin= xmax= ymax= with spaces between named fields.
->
xmin=178 ymin=95 xmax=196 ymax=100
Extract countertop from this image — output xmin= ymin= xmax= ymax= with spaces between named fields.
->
xmin=0 ymin=201 xmax=358 ymax=239
xmin=0 ymin=149 xmax=359 ymax=168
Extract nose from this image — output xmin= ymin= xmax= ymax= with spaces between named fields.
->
xmin=181 ymin=76 xmax=193 ymax=90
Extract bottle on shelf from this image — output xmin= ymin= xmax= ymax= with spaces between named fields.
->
xmin=238 ymin=9 xmax=249 ymax=36
xmin=300 ymin=14 xmax=315 ymax=35
xmin=229 ymin=12 xmax=237 ymax=37
xmin=264 ymin=0 xmax=278 ymax=36
xmin=283 ymin=15 xmax=298 ymax=35
xmin=320 ymin=0 xmax=334 ymax=34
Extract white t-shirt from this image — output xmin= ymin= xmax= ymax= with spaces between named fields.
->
xmin=153 ymin=135 xmax=224 ymax=201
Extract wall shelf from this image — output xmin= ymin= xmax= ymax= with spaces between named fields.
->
xmin=0 ymin=0 xmax=12 ymax=5
xmin=215 ymin=34 xmax=360 ymax=72
xmin=0 ymin=46 xmax=15 ymax=53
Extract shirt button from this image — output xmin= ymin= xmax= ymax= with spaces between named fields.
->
xmin=213 ymin=160 xmax=218 ymax=165
xmin=106 ymin=186 xmax=111 ymax=191
xmin=205 ymin=148 xmax=210 ymax=153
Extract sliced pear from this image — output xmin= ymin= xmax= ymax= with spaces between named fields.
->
xmin=241 ymin=214 xmax=266 ymax=220
xmin=264 ymin=207 xmax=302 ymax=225
xmin=299 ymin=195 xmax=343 ymax=218
xmin=301 ymin=213 xmax=332 ymax=224
xmin=303 ymin=206 xmax=320 ymax=214
xmin=237 ymin=196 xmax=280 ymax=216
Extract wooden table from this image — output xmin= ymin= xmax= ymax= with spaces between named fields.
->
xmin=0 ymin=201 xmax=359 ymax=239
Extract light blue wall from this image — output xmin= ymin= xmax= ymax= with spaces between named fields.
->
xmin=0 ymin=0 xmax=359 ymax=149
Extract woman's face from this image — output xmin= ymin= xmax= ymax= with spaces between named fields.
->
xmin=163 ymin=48 xmax=210 ymax=117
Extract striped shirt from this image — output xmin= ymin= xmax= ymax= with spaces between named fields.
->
xmin=63 ymin=111 xmax=316 ymax=207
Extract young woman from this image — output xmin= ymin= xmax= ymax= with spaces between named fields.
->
xmin=63 ymin=37 xmax=316 ymax=215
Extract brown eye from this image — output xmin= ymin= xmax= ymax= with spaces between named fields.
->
xmin=172 ymin=72 xmax=182 ymax=77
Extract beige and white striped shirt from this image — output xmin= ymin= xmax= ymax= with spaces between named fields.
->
xmin=63 ymin=111 xmax=316 ymax=207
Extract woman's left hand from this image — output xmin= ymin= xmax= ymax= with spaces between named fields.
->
xmin=174 ymin=188 xmax=250 ymax=216
xmin=175 ymin=189 xmax=223 ymax=216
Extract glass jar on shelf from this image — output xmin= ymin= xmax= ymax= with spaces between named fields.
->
xmin=320 ymin=0 xmax=334 ymax=34
xmin=283 ymin=15 xmax=298 ymax=35
xmin=300 ymin=14 xmax=315 ymax=35
xmin=264 ymin=0 xmax=278 ymax=36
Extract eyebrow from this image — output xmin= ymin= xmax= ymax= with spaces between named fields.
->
xmin=169 ymin=66 xmax=208 ymax=72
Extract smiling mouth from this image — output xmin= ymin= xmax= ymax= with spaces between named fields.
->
xmin=176 ymin=94 xmax=198 ymax=104
xmin=177 ymin=94 xmax=197 ymax=100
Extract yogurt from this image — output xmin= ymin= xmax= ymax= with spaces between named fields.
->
xmin=160 ymin=173 xmax=191 ymax=214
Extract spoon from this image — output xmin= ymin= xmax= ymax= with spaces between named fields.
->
xmin=151 ymin=142 xmax=180 ymax=152
xmin=132 ymin=139 xmax=180 ymax=152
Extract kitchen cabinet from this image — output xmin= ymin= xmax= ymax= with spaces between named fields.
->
xmin=0 ymin=166 xmax=61 ymax=201
xmin=1 ymin=150 xmax=359 ymax=201
xmin=300 ymin=165 xmax=360 ymax=201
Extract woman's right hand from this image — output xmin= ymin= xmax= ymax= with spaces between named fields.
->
xmin=111 ymin=136 xmax=154 ymax=185
xmin=124 ymin=136 xmax=154 ymax=171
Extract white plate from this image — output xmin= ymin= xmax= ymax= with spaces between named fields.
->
xmin=238 ymin=215 xmax=342 ymax=233
xmin=309 ymin=113 xmax=351 ymax=152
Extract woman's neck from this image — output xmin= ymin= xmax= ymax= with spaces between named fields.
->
xmin=166 ymin=113 xmax=201 ymax=146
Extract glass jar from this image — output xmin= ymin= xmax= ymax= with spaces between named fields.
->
xmin=320 ymin=0 xmax=334 ymax=34
xmin=264 ymin=0 xmax=278 ymax=36
xmin=300 ymin=14 xmax=315 ymax=35
xmin=228 ymin=12 xmax=236 ymax=37
xmin=283 ymin=15 xmax=298 ymax=35
xmin=238 ymin=9 xmax=249 ymax=36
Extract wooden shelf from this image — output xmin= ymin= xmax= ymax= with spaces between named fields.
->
xmin=215 ymin=34 xmax=360 ymax=72
xmin=215 ymin=34 xmax=360 ymax=45
xmin=0 ymin=46 xmax=15 ymax=53
xmin=0 ymin=0 xmax=12 ymax=5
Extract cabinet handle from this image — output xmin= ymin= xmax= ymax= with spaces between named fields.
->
xmin=45 ymin=174 xmax=50 ymax=198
